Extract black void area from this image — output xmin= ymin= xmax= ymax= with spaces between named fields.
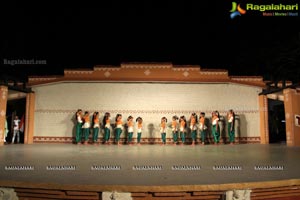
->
xmin=6 ymin=97 xmax=26 ymax=144
xmin=268 ymin=99 xmax=286 ymax=144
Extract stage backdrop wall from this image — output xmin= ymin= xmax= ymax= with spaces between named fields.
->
xmin=32 ymin=82 xmax=262 ymax=143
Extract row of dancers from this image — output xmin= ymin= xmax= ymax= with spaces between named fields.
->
xmin=75 ymin=109 xmax=236 ymax=146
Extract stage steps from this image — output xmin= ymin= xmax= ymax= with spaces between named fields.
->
xmin=0 ymin=179 xmax=299 ymax=200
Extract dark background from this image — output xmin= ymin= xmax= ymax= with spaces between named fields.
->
xmin=1 ymin=2 xmax=299 ymax=83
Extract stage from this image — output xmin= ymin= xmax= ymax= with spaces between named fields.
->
xmin=0 ymin=143 xmax=299 ymax=186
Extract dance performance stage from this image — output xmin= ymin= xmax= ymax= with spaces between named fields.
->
xmin=0 ymin=143 xmax=300 ymax=199
xmin=1 ymin=63 xmax=300 ymax=199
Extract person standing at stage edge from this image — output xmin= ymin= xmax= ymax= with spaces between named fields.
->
xmin=4 ymin=117 xmax=9 ymax=143
xmin=75 ymin=109 xmax=83 ymax=144
xmin=12 ymin=115 xmax=21 ymax=144
xmin=227 ymin=109 xmax=235 ymax=145
xmin=211 ymin=111 xmax=220 ymax=145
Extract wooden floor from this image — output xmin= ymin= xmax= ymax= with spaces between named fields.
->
xmin=1 ymin=143 xmax=300 ymax=199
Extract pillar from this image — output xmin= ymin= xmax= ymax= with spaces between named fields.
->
xmin=25 ymin=92 xmax=35 ymax=144
xmin=259 ymin=95 xmax=269 ymax=144
xmin=283 ymin=88 xmax=300 ymax=147
xmin=0 ymin=86 xmax=8 ymax=146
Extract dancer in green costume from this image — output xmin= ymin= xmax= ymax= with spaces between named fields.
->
xmin=160 ymin=117 xmax=167 ymax=145
xmin=136 ymin=117 xmax=143 ymax=145
xmin=211 ymin=111 xmax=220 ymax=145
xmin=103 ymin=112 xmax=111 ymax=144
xmin=75 ymin=109 xmax=83 ymax=144
xmin=179 ymin=115 xmax=187 ymax=145
xmin=199 ymin=112 xmax=207 ymax=145
xmin=92 ymin=112 xmax=100 ymax=143
xmin=115 ymin=114 xmax=123 ymax=145
xmin=171 ymin=115 xmax=179 ymax=145
xmin=227 ymin=109 xmax=235 ymax=145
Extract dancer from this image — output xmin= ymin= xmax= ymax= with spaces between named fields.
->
xmin=171 ymin=115 xmax=179 ymax=145
xmin=75 ymin=109 xmax=83 ymax=144
xmin=199 ymin=112 xmax=207 ymax=145
xmin=160 ymin=117 xmax=167 ymax=145
xmin=179 ymin=115 xmax=187 ymax=145
xmin=136 ymin=117 xmax=143 ymax=145
xmin=190 ymin=113 xmax=198 ymax=146
xmin=211 ymin=111 xmax=220 ymax=145
xmin=103 ymin=112 xmax=111 ymax=144
xmin=115 ymin=114 xmax=123 ymax=145
xmin=127 ymin=116 xmax=134 ymax=145
xmin=227 ymin=109 xmax=235 ymax=145
xmin=92 ymin=112 xmax=100 ymax=144
xmin=82 ymin=111 xmax=91 ymax=144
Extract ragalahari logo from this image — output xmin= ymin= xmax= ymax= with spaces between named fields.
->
xmin=230 ymin=2 xmax=246 ymax=19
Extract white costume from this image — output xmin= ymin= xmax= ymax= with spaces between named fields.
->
xmin=12 ymin=119 xmax=20 ymax=143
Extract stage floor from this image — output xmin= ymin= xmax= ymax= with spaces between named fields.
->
xmin=0 ymin=143 xmax=299 ymax=186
